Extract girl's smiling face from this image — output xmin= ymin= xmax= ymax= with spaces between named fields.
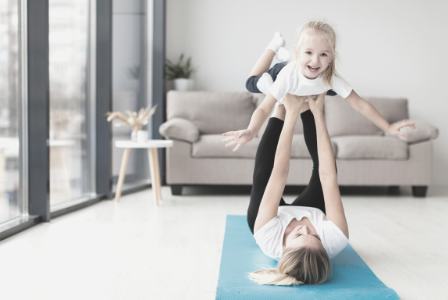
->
xmin=295 ymin=31 xmax=333 ymax=80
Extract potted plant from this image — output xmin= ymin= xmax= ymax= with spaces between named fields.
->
xmin=165 ymin=54 xmax=196 ymax=91
xmin=107 ymin=105 xmax=157 ymax=141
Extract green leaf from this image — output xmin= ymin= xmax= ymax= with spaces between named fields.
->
xmin=165 ymin=53 xmax=196 ymax=79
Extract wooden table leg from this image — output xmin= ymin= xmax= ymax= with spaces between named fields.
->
xmin=115 ymin=148 xmax=130 ymax=202
xmin=148 ymin=148 xmax=159 ymax=206
xmin=153 ymin=148 xmax=162 ymax=201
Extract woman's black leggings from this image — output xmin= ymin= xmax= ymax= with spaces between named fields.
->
xmin=245 ymin=62 xmax=337 ymax=96
xmin=247 ymin=110 xmax=328 ymax=234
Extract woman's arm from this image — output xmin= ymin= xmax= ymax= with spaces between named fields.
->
xmin=308 ymin=93 xmax=349 ymax=239
xmin=253 ymin=94 xmax=305 ymax=233
xmin=222 ymin=93 xmax=277 ymax=152
xmin=345 ymin=90 xmax=415 ymax=137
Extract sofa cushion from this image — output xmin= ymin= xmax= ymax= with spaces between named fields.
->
xmin=332 ymin=136 xmax=408 ymax=160
xmin=292 ymin=135 xmax=338 ymax=158
xmin=255 ymin=94 xmax=304 ymax=137
xmin=159 ymin=118 xmax=199 ymax=143
xmin=385 ymin=119 xmax=439 ymax=144
xmin=167 ymin=91 xmax=255 ymax=135
xmin=324 ymin=95 xmax=409 ymax=137
xmin=193 ymin=134 xmax=260 ymax=158
xmin=192 ymin=134 xmax=337 ymax=158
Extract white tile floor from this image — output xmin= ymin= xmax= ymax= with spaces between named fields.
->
xmin=0 ymin=186 xmax=447 ymax=300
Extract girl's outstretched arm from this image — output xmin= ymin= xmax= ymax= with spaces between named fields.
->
xmin=308 ymin=93 xmax=349 ymax=239
xmin=222 ymin=34 xmax=285 ymax=152
xmin=345 ymin=90 xmax=416 ymax=137
xmin=222 ymin=93 xmax=277 ymax=151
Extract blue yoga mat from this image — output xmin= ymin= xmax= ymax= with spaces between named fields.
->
xmin=216 ymin=215 xmax=399 ymax=300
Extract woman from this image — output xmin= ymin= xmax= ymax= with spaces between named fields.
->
xmin=246 ymin=92 xmax=349 ymax=286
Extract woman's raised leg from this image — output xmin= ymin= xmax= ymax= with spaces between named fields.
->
xmin=290 ymin=105 xmax=327 ymax=214
xmin=247 ymin=105 xmax=287 ymax=234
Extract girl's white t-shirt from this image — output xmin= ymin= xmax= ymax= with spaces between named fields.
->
xmin=254 ymin=206 xmax=349 ymax=261
xmin=268 ymin=63 xmax=353 ymax=103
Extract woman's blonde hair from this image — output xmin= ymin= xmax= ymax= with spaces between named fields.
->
xmin=290 ymin=20 xmax=339 ymax=89
xmin=249 ymin=246 xmax=332 ymax=286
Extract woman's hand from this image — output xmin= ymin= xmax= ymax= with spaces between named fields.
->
xmin=307 ymin=92 xmax=326 ymax=115
xmin=282 ymin=93 xmax=307 ymax=115
xmin=387 ymin=120 xmax=416 ymax=138
xmin=222 ymin=129 xmax=256 ymax=152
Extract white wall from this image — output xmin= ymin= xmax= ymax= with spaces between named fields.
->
xmin=166 ymin=0 xmax=448 ymax=186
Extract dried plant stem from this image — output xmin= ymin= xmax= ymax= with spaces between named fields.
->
xmin=107 ymin=104 xmax=157 ymax=132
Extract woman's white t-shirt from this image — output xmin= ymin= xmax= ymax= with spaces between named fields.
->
xmin=254 ymin=206 xmax=348 ymax=261
xmin=268 ymin=63 xmax=353 ymax=103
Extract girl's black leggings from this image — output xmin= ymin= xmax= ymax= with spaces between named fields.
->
xmin=245 ymin=62 xmax=337 ymax=96
xmin=247 ymin=110 xmax=329 ymax=234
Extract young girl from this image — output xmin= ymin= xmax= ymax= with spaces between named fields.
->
xmin=246 ymin=31 xmax=338 ymax=98
xmin=222 ymin=21 xmax=416 ymax=151
xmin=248 ymin=92 xmax=347 ymax=285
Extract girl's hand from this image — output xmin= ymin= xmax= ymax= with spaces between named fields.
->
xmin=307 ymin=92 xmax=326 ymax=115
xmin=387 ymin=120 xmax=416 ymax=138
xmin=222 ymin=129 xmax=255 ymax=152
xmin=282 ymin=93 xmax=307 ymax=114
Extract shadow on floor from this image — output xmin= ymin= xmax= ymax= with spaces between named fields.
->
xmin=179 ymin=185 xmax=413 ymax=197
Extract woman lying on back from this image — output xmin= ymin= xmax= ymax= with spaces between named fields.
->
xmin=246 ymin=92 xmax=349 ymax=286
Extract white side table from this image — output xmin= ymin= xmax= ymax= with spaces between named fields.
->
xmin=114 ymin=140 xmax=173 ymax=205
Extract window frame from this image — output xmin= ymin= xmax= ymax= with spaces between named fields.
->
xmin=0 ymin=0 xmax=165 ymax=242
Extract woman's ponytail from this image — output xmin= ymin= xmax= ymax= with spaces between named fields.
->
xmin=249 ymin=246 xmax=332 ymax=286
xmin=249 ymin=268 xmax=303 ymax=286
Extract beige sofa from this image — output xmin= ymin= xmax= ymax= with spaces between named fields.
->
xmin=159 ymin=91 xmax=439 ymax=197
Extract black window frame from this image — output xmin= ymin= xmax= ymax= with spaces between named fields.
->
xmin=0 ymin=0 xmax=166 ymax=242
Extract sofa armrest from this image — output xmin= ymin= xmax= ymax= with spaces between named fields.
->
xmin=159 ymin=118 xmax=200 ymax=143
xmin=385 ymin=119 xmax=439 ymax=143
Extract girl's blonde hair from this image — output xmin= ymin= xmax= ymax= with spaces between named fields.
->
xmin=290 ymin=20 xmax=339 ymax=89
xmin=249 ymin=246 xmax=332 ymax=286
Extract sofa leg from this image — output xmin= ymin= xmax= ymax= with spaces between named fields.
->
xmin=412 ymin=186 xmax=428 ymax=197
xmin=388 ymin=186 xmax=400 ymax=195
xmin=171 ymin=185 xmax=183 ymax=195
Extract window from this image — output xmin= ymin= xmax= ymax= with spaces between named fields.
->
xmin=112 ymin=1 xmax=150 ymax=191
xmin=0 ymin=0 xmax=21 ymax=224
xmin=49 ymin=0 xmax=94 ymax=206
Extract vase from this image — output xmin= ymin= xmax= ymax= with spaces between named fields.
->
xmin=174 ymin=78 xmax=194 ymax=91
xmin=131 ymin=129 xmax=138 ymax=142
